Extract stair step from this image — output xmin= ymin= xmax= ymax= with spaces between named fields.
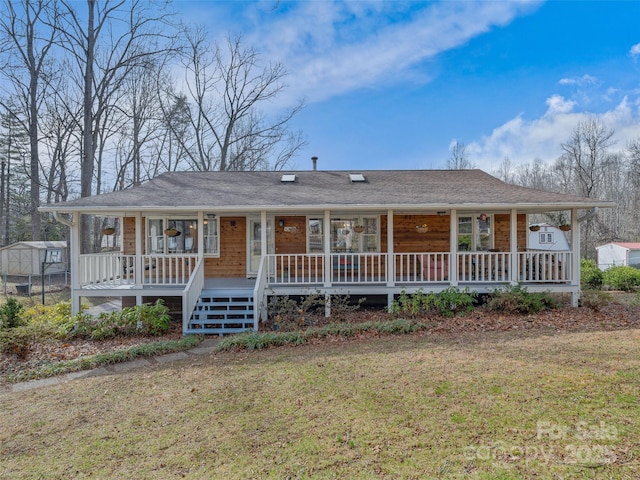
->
xmin=188 ymin=287 xmax=255 ymax=335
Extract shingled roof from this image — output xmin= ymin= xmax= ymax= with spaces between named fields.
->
xmin=40 ymin=169 xmax=614 ymax=213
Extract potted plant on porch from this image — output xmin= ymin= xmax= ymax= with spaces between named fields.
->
xmin=101 ymin=226 xmax=116 ymax=235
xmin=164 ymin=227 xmax=179 ymax=237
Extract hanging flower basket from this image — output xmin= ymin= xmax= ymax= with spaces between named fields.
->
xmin=101 ymin=227 xmax=116 ymax=236
xmin=353 ymin=225 xmax=365 ymax=233
xmin=558 ymin=224 xmax=571 ymax=231
xmin=415 ymin=225 xmax=429 ymax=234
xmin=164 ymin=228 xmax=179 ymax=237
xmin=529 ymin=225 xmax=540 ymax=232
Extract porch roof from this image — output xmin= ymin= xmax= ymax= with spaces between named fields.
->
xmin=40 ymin=169 xmax=615 ymax=214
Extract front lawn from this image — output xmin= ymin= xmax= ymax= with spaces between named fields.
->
xmin=1 ymin=326 xmax=639 ymax=479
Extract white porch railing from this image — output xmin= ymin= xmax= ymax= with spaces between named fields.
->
xmin=79 ymin=253 xmax=198 ymax=287
xmin=331 ymin=253 xmax=387 ymax=284
xmin=395 ymin=253 xmax=449 ymax=283
xmin=182 ymin=256 xmax=205 ymax=332
xmin=267 ymin=254 xmax=326 ymax=284
xmin=263 ymin=251 xmax=573 ymax=286
xmin=80 ymin=251 xmax=573 ymax=290
xmin=458 ymin=251 xmax=512 ymax=283
xmin=140 ymin=254 xmax=198 ymax=285
xmin=518 ymin=251 xmax=572 ymax=283
xmin=79 ymin=252 xmax=136 ymax=287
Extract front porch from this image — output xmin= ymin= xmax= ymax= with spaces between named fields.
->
xmin=75 ymin=249 xmax=576 ymax=334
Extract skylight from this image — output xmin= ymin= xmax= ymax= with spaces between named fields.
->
xmin=281 ymin=174 xmax=296 ymax=183
xmin=349 ymin=173 xmax=366 ymax=182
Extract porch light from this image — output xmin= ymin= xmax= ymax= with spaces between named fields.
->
xmin=279 ymin=219 xmax=285 ymax=227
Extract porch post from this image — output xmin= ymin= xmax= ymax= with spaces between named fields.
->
xmin=571 ymin=208 xmax=580 ymax=307
xmin=134 ymin=213 xmax=143 ymax=305
xmin=386 ymin=209 xmax=394 ymax=287
xmin=197 ymin=211 xmax=204 ymax=256
xmin=510 ymin=209 xmax=518 ymax=284
xmin=324 ymin=209 xmax=331 ymax=288
xmin=260 ymin=210 xmax=267 ymax=256
xmin=449 ymin=209 xmax=458 ymax=286
xmin=70 ymin=212 xmax=81 ymax=315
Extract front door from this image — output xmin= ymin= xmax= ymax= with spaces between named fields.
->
xmin=247 ymin=218 xmax=273 ymax=277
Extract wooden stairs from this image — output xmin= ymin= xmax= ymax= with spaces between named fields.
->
xmin=187 ymin=287 xmax=255 ymax=335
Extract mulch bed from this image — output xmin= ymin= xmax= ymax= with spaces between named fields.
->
xmin=2 ymin=303 xmax=639 ymax=382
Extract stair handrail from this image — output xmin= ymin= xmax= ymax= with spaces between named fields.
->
xmin=253 ymin=255 xmax=269 ymax=330
xmin=182 ymin=256 xmax=205 ymax=333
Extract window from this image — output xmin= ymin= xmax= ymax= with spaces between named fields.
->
xmin=329 ymin=216 xmax=378 ymax=253
xmin=204 ymin=215 xmax=219 ymax=256
xmin=539 ymin=232 xmax=554 ymax=244
xmin=457 ymin=214 xmax=493 ymax=251
xmin=147 ymin=217 xmax=199 ymax=254
xmin=308 ymin=218 xmax=324 ymax=253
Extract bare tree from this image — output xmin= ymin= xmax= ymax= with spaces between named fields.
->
xmin=446 ymin=140 xmax=474 ymax=169
xmin=58 ymin=0 xmax=176 ymax=252
xmin=560 ymin=119 xmax=614 ymax=199
xmin=177 ymin=30 xmax=305 ymax=172
xmin=0 ymin=0 xmax=60 ymax=241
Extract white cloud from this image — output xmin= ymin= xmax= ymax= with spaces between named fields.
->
xmin=467 ymin=95 xmax=640 ymax=171
xmin=240 ymin=1 xmax=542 ymax=105
xmin=558 ymin=74 xmax=598 ymax=86
xmin=630 ymin=43 xmax=640 ymax=57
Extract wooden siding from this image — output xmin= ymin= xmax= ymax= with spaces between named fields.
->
xmin=494 ymin=213 xmax=527 ymax=251
xmin=383 ymin=214 xmax=451 ymax=253
xmin=122 ymin=217 xmax=136 ymax=255
xmin=275 ymin=216 xmax=307 ymax=254
xmin=204 ymin=216 xmax=246 ymax=278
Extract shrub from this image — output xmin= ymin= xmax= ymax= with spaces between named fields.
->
xmin=580 ymin=289 xmax=612 ymax=311
xmin=0 ymin=323 xmax=56 ymax=359
xmin=0 ymin=297 xmax=24 ymax=329
xmin=581 ymin=258 xmax=603 ymax=288
xmin=391 ymin=288 xmax=476 ymax=318
xmin=18 ymin=300 xmax=73 ymax=327
xmin=602 ymin=266 xmax=640 ymax=291
xmin=485 ymin=284 xmax=558 ymax=314
xmin=56 ymin=300 xmax=172 ymax=340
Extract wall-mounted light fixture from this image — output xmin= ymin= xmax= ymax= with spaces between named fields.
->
xmin=278 ymin=219 xmax=285 ymax=227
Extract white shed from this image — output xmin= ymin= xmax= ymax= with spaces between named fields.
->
xmin=528 ymin=224 xmax=570 ymax=251
xmin=0 ymin=241 xmax=68 ymax=275
xmin=596 ymin=242 xmax=640 ymax=271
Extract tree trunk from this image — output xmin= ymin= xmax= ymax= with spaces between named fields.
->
xmin=80 ymin=0 xmax=96 ymax=253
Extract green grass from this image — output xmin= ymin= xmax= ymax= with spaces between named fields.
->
xmin=1 ymin=329 xmax=639 ymax=478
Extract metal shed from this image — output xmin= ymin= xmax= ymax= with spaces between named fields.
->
xmin=596 ymin=242 xmax=640 ymax=271
xmin=0 ymin=241 xmax=68 ymax=276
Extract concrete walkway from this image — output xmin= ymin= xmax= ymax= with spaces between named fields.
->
xmin=5 ymin=338 xmax=220 ymax=393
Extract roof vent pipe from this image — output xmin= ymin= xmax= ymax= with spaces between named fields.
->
xmin=311 ymin=156 xmax=318 ymax=171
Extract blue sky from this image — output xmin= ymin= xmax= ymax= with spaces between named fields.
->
xmin=178 ymin=1 xmax=640 ymax=171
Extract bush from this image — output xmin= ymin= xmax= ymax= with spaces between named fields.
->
xmin=602 ymin=266 xmax=640 ymax=291
xmin=580 ymin=289 xmax=612 ymax=311
xmin=56 ymin=300 xmax=172 ymax=340
xmin=485 ymin=284 xmax=558 ymax=314
xmin=0 ymin=323 xmax=56 ymax=359
xmin=18 ymin=300 xmax=72 ymax=327
xmin=0 ymin=297 xmax=24 ymax=329
xmin=580 ymin=258 xmax=603 ymax=288
xmin=391 ymin=288 xmax=476 ymax=318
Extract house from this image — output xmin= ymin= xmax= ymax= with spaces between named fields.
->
xmin=40 ymin=169 xmax=614 ymax=335
xmin=528 ymin=224 xmax=571 ymax=251
xmin=596 ymin=242 xmax=640 ymax=271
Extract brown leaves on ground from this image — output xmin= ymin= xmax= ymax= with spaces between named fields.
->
xmin=2 ymin=302 xmax=639 ymax=382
